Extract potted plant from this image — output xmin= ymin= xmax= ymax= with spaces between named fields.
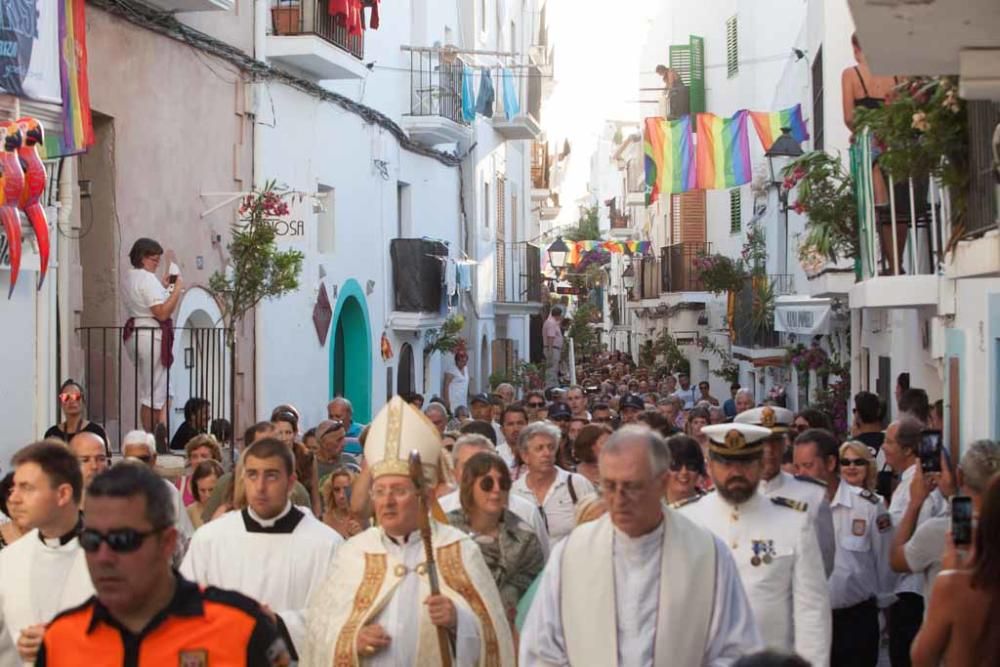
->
xmin=271 ymin=0 xmax=302 ymax=36
xmin=783 ymin=151 xmax=860 ymax=265
xmin=692 ymin=252 xmax=747 ymax=295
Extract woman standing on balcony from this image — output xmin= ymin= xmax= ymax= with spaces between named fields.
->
xmin=122 ymin=238 xmax=183 ymax=434
xmin=43 ymin=379 xmax=109 ymax=454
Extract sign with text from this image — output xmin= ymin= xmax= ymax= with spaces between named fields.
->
xmin=0 ymin=0 xmax=61 ymax=102
xmin=267 ymin=194 xmax=310 ymax=242
xmin=774 ymin=299 xmax=831 ymax=336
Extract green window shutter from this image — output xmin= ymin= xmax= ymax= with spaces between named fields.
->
xmin=669 ymin=44 xmax=692 ymax=85
xmin=730 ymin=189 xmax=742 ymax=234
xmin=726 ymin=17 xmax=739 ymax=78
xmin=689 ymin=35 xmax=705 ymax=113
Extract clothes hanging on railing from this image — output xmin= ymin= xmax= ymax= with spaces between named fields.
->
xmin=366 ymin=0 xmax=380 ymax=29
xmin=462 ymin=66 xmax=477 ymax=122
xmin=457 ymin=262 xmax=474 ymax=291
xmin=501 ymin=68 xmax=520 ymax=120
xmin=476 ymin=68 xmax=495 ymax=118
xmin=328 ymin=0 xmax=364 ymax=35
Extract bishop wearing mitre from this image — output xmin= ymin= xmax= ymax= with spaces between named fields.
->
xmin=301 ymin=396 xmax=515 ymax=667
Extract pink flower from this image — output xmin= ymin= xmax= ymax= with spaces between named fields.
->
xmin=791 ymin=201 xmax=807 ymax=214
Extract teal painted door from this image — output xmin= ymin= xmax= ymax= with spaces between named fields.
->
xmin=329 ymin=280 xmax=372 ymax=424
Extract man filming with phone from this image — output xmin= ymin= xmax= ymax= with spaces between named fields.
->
xmin=890 ymin=440 xmax=1000 ymax=598
xmin=881 ymin=417 xmax=950 ymax=667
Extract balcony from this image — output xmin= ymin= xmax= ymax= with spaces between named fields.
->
xmin=849 ymin=129 xmax=948 ymax=310
xmin=493 ymin=62 xmax=544 ymax=141
xmin=531 ymin=141 xmax=551 ymax=201
xmin=495 ymin=242 xmax=543 ymax=314
xmin=625 ymin=157 xmax=645 ymax=206
xmin=400 ymin=49 xmax=473 ymax=147
xmin=388 ymin=238 xmax=448 ymax=329
xmin=145 ymin=0 xmax=231 ymax=12
xmin=626 ymin=255 xmax=660 ymax=306
xmin=267 ymin=0 xmax=367 ymax=80
xmin=660 ymin=242 xmax=710 ymax=296
xmin=731 ymin=277 xmax=784 ymax=360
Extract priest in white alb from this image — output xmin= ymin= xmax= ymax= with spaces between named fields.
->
xmin=301 ymin=396 xmax=515 ymax=666
xmin=180 ymin=437 xmax=343 ymax=657
xmin=519 ymin=425 xmax=762 ymax=666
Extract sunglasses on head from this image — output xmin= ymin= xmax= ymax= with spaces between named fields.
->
xmin=59 ymin=392 xmax=82 ymax=403
xmin=478 ymin=476 xmax=511 ymax=493
xmin=79 ymin=527 xmax=164 ymax=553
xmin=840 ymin=458 xmax=867 ymax=467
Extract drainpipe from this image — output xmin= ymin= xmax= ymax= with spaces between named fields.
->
xmin=252 ymin=0 xmax=267 ymax=422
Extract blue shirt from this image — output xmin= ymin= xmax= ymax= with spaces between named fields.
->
xmin=723 ymin=398 xmax=737 ymax=418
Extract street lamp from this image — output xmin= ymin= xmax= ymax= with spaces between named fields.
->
xmin=621 ymin=258 xmax=636 ymax=291
xmin=547 ymin=236 xmax=569 ymax=270
xmin=765 ymin=127 xmax=804 ymax=276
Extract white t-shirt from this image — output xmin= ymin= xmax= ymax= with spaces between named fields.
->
xmin=123 ymin=268 xmax=169 ymax=327
xmin=444 ymin=355 xmax=470 ymax=411
xmin=903 ymin=515 xmax=948 ymax=600
xmin=511 ymin=467 xmax=597 ymax=543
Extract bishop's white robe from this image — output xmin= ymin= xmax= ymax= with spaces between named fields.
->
xmin=0 ymin=530 xmax=95 ymax=665
xmin=301 ymin=523 xmax=515 ymax=667
xmin=180 ymin=502 xmax=342 ymax=655
xmin=520 ymin=511 xmax=762 ymax=667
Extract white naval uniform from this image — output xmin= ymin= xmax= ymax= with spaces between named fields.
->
xmin=180 ymin=501 xmax=342 ymax=655
xmin=828 ymin=481 xmax=896 ymax=609
xmin=437 ymin=489 xmax=550 ymax=557
xmin=680 ymin=490 xmax=832 ymax=667
xmin=761 ymin=471 xmax=836 ymax=576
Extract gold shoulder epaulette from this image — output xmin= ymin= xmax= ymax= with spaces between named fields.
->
xmin=770 ymin=496 xmax=808 ymax=512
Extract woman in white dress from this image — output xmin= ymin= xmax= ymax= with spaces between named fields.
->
xmin=443 ymin=347 xmax=470 ymax=414
xmin=122 ymin=238 xmax=183 ymax=433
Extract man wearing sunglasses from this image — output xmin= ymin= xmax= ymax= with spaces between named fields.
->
xmin=0 ymin=442 xmax=95 ymax=664
xmin=37 ymin=464 xmax=290 ymax=666
xmin=792 ymin=429 xmax=894 ymax=667
xmin=182 ymin=438 xmax=342 ymax=659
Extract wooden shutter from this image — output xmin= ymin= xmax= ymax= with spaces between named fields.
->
xmin=811 ymin=47 xmax=824 ymax=151
xmin=689 ymin=35 xmax=705 ymax=113
xmin=496 ymin=176 xmax=506 ymax=299
xmin=679 ymin=191 xmax=707 ymax=244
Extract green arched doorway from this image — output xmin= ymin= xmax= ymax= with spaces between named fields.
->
xmin=329 ymin=279 xmax=372 ymax=424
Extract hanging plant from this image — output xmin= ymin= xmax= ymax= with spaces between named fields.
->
xmin=783 ymin=151 xmax=859 ymax=264
xmin=693 ymin=252 xmax=747 ymax=295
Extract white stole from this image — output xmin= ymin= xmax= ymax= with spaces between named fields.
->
xmin=560 ymin=511 xmax=717 ymax=667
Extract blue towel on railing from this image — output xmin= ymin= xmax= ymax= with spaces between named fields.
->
xmin=501 ymin=68 xmax=520 ymax=120
xmin=476 ymin=68 xmax=495 ymax=118
xmin=462 ymin=66 xmax=476 ymax=122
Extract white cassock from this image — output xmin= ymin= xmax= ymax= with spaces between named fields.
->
xmin=680 ymin=490 xmax=832 ymax=667
xmin=761 ymin=471 xmax=836 ymax=576
xmin=520 ymin=511 xmax=762 ymax=667
xmin=0 ymin=529 xmax=95 ymax=665
xmin=180 ymin=501 xmax=342 ymax=656
xmin=301 ymin=523 xmax=515 ymax=667
xmin=437 ymin=490 xmax=550 ymax=557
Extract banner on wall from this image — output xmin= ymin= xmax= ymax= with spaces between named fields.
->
xmin=0 ymin=0 xmax=61 ymax=102
xmin=774 ymin=295 xmax=831 ymax=336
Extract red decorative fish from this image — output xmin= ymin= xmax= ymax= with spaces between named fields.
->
xmin=0 ymin=125 xmax=21 ymax=298
xmin=16 ymin=118 xmax=49 ymax=290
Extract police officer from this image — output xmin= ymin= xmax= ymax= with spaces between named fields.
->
xmin=679 ymin=423 xmax=832 ymax=667
xmin=735 ymin=406 xmax=836 ymax=576
xmin=792 ymin=429 xmax=895 ymax=667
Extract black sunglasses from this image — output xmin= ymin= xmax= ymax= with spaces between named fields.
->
xmin=478 ymin=476 xmax=512 ymax=493
xmin=527 ymin=401 xmax=546 ymax=408
xmin=840 ymin=458 xmax=867 ymax=467
xmin=79 ymin=527 xmax=164 ymax=554
xmin=669 ymin=461 xmax=703 ymax=474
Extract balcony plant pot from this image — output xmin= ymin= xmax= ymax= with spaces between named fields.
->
xmin=271 ymin=2 xmax=302 ymax=36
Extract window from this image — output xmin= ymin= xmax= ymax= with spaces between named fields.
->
xmin=726 ymin=16 xmax=739 ymax=78
xmin=397 ymin=182 xmax=411 ymax=238
xmin=483 ymin=181 xmax=490 ymax=227
xmin=730 ymin=189 xmax=741 ymax=234
xmin=481 ymin=0 xmax=487 ymax=33
xmin=812 ymin=46 xmax=824 ymax=151
xmin=316 ymin=185 xmax=335 ymax=254
xmin=496 ymin=175 xmax=506 ymax=239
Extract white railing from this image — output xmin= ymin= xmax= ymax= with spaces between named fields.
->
xmin=851 ymin=128 xmax=951 ymax=280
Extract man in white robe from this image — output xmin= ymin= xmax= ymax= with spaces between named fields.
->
xmin=520 ymin=425 xmax=761 ymax=667
xmin=181 ymin=437 xmax=342 ymax=656
xmin=302 ymin=396 xmax=514 ymax=666
xmin=0 ymin=442 xmax=95 ymax=664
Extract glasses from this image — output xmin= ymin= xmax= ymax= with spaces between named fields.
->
xmin=79 ymin=527 xmax=164 ymax=553
xmin=478 ymin=476 xmax=511 ymax=493
xmin=527 ymin=402 xmax=546 ymax=408
xmin=840 ymin=458 xmax=867 ymax=467
xmin=59 ymin=392 xmax=82 ymax=403
xmin=669 ymin=461 xmax=702 ymax=474
xmin=371 ymin=487 xmax=414 ymax=500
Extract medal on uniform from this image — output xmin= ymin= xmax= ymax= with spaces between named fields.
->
xmin=750 ymin=540 xmax=762 ymax=566
xmin=763 ymin=539 xmax=775 ymax=564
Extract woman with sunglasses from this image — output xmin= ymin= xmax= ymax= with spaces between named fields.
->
xmin=44 ymin=380 xmax=109 ymax=453
xmin=447 ymin=451 xmax=545 ymax=623
xmin=664 ymin=435 xmax=708 ymax=504
xmin=839 ymin=441 xmax=880 ymax=495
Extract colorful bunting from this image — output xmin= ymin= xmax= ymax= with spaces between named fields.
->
xmin=749 ymin=104 xmax=810 ymax=152
xmin=643 ymin=116 xmax=695 ymax=204
xmin=695 ymin=111 xmax=752 ymax=190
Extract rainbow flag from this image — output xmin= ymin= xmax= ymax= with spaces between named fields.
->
xmin=643 ymin=116 xmax=695 ymax=204
xmin=55 ymin=0 xmax=94 ymax=156
xmin=695 ymin=111 xmax=751 ymax=190
xmin=750 ymin=104 xmax=809 ymax=151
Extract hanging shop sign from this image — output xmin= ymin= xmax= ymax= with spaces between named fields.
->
xmin=0 ymin=0 xmax=62 ymax=102
xmin=773 ymin=295 xmax=831 ymax=336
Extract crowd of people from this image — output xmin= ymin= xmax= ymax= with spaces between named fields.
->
xmin=0 ymin=348 xmax=997 ymax=666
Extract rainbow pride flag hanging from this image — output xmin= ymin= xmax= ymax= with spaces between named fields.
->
xmin=749 ymin=104 xmax=809 ymax=152
xmin=55 ymin=0 xmax=94 ymax=156
xmin=695 ymin=111 xmax=751 ymax=190
xmin=643 ymin=116 xmax=695 ymax=204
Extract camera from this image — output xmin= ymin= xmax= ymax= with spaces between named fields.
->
xmin=918 ymin=430 xmax=943 ymax=473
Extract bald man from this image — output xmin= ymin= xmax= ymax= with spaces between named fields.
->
xmin=68 ymin=432 xmax=110 ymax=496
